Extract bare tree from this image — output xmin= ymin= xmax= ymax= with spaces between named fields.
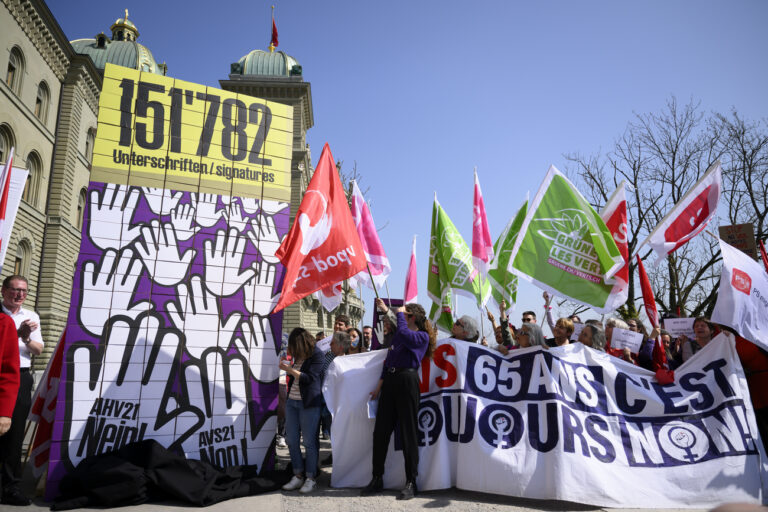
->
xmin=563 ymin=98 xmax=768 ymax=319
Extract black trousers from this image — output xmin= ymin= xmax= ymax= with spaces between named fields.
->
xmin=372 ymin=369 xmax=420 ymax=482
xmin=0 ymin=369 xmax=32 ymax=490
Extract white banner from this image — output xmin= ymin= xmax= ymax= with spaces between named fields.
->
xmin=0 ymin=167 xmax=29 ymax=266
xmin=712 ymin=239 xmax=768 ymax=349
xmin=323 ymin=336 xmax=768 ymax=508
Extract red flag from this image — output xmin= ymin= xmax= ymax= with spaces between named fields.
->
xmin=28 ymin=330 xmax=64 ymax=477
xmin=642 ymin=161 xmax=721 ymax=264
xmin=637 ymin=255 xmax=667 ymax=371
xmin=759 ymin=239 xmax=768 ymax=274
xmin=272 ymin=143 xmax=366 ymax=313
xmin=600 ymin=181 xmax=630 ymax=311
xmin=270 ymin=18 xmax=279 ymax=48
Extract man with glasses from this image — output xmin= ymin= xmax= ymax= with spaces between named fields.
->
xmin=521 ymin=311 xmax=537 ymax=324
xmin=0 ymin=275 xmax=43 ymax=506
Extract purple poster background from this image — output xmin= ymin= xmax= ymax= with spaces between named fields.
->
xmin=46 ymin=182 xmax=287 ymax=497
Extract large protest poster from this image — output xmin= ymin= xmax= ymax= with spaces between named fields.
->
xmin=324 ymin=336 xmax=768 ymax=508
xmin=46 ymin=63 xmax=293 ymax=497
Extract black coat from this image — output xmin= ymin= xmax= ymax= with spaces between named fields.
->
xmin=287 ymin=345 xmax=325 ymax=408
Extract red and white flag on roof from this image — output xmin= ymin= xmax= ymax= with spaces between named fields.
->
xmin=347 ymin=180 xmax=390 ymax=291
xmin=599 ymin=181 xmax=631 ymax=311
xmin=641 ymin=161 xmax=722 ymax=264
xmin=272 ymin=143 xmax=366 ymax=313
xmin=404 ymin=235 xmax=418 ymax=303
xmin=472 ymin=168 xmax=494 ymax=276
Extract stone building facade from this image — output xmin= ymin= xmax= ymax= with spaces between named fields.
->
xmin=0 ymin=1 xmax=362 ymax=368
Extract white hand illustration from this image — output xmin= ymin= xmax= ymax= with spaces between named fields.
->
xmin=259 ymin=199 xmax=288 ymax=216
xmin=192 ymin=193 xmax=224 ymax=228
xmin=140 ymin=187 xmax=183 ymax=215
xmin=180 ymin=349 xmax=252 ymax=462
xmin=203 ymin=228 xmax=257 ymax=297
xmin=79 ymin=248 xmax=153 ymax=336
xmin=166 ymin=275 xmax=242 ymax=359
xmin=170 ymin=203 xmax=200 ymax=241
xmin=68 ymin=313 xmax=204 ymax=467
xmin=246 ymin=214 xmax=284 ymax=264
xmin=233 ymin=317 xmax=280 ymax=382
xmin=88 ymin=184 xmax=142 ymax=250
xmin=241 ymin=197 xmax=260 ymax=214
xmin=242 ymin=261 xmax=280 ymax=317
xmin=136 ymin=219 xmax=196 ymax=286
xmin=225 ymin=201 xmax=248 ymax=234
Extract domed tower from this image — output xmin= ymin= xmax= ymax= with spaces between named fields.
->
xmin=70 ymin=9 xmax=166 ymax=75
xmin=221 ymin=47 xmax=364 ymax=332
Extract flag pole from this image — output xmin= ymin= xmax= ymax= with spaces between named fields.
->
xmin=366 ymin=263 xmax=380 ymax=299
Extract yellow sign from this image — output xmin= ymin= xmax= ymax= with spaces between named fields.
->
xmin=92 ymin=64 xmax=293 ymax=201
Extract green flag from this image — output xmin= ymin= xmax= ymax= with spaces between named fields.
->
xmin=428 ymin=196 xmax=491 ymax=326
xmin=429 ymin=289 xmax=454 ymax=333
xmin=487 ymin=199 xmax=528 ymax=311
xmin=508 ymin=166 xmax=623 ymax=313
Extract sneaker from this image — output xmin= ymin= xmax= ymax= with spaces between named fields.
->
xmin=299 ymin=478 xmax=316 ymax=494
xmin=276 ymin=435 xmax=287 ymax=448
xmin=282 ymin=475 xmax=304 ymax=491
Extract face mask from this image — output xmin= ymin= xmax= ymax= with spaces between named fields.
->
xmin=351 ymin=339 xmax=359 ymax=348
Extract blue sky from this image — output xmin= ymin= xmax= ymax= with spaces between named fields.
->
xmin=49 ymin=1 xmax=768 ymax=335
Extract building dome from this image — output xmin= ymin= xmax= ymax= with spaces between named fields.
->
xmin=70 ymin=10 xmax=166 ymax=75
xmin=231 ymin=50 xmax=302 ymax=77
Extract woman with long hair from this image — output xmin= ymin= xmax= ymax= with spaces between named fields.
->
xmin=280 ymin=328 xmax=325 ymax=494
xmin=362 ymin=298 xmax=436 ymax=500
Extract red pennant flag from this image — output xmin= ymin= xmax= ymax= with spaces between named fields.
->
xmin=637 ymin=255 xmax=667 ymax=371
xmin=271 ymin=18 xmax=279 ymax=49
xmin=272 ymin=143 xmax=366 ymax=313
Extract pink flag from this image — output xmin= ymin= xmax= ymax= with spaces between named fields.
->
xmin=599 ymin=181 xmax=630 ymax=311
xmin=404 ymin=235 xmax=418 ymax=303
xmin=0 ymin=147 xmax=15 ymax=256
xmin=642 ymin=161 xmax=721 ymax=264
xmin=348 ymin=180 xmax=390 ymax=290
xmin=472 ymin=168 xmax=494 ymax=276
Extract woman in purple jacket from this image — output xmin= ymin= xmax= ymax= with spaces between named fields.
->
xmin=361 ymin=299 xmax=436 ymax=500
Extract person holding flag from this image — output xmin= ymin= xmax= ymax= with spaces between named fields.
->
xmin=362 ymin=299 xmax=436 ymax=501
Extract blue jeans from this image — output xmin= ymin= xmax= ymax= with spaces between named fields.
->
xmin=285 ymin=398 xmax=321 ymax=478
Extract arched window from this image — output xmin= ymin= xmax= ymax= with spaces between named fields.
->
xmin=0 ymin=125 xmax=14 ymax=164
xmin=76 ymin=188 xmax=87 ymax=230
xmin=35 ymin=81 xmax=49 ymax=122
xmin=85 ymin=128 xmax=96 ymax=163
xmin=14 ymin=240 xmax=31 ymax=276
xmin=22 ymin=151 xmax=41 ymax=205
xmin=5 ymin=46 xmax=24 ymax=94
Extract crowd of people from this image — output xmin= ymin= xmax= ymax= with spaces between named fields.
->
xmin=274 ymin=292 xmax=768 ymax=501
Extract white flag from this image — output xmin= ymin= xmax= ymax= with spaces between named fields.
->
xmin=712 ymin=239 xmax=768 ymax=349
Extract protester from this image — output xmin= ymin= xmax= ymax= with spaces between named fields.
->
xmin=487 ymin=300 xmax=514 ymax=350
xmin=543 ymin=292 xmax=582 ymax=333
xmin=517 ymin=322 xmax=546 ymax=348
xmin=0 ymin=312 xmax=19 ymax=441
xmin=362 ymin=325 xmax=373 ymax=351
xmin=681 ymin=316 xmax=716 ymax=362
xmin=0 ymin=275 xmax=43 ymax=506
xmin=577 ymin=324 xmax=606 ymax=351
xmin=347 ymin=328 xmax=364 ymax=354
xmin=363 ymin=299 xmax=436 ymax=500
xmin=280 ymin=328 xmax=324 ymax=494
xmin=546 ymin=317 xmax=574 ymax=347
xmin=521 ymin=311 xmax=536 ymax=324
xmin=315 ymin=331 xmax=325 ymax=342
xmin=451 ymin=315 xmax=479 ymax=343
xmin=585 ymin=319 xmax=602 ymax=328
xmin=605 ymin=318 xmax=633 ymax=363
xmin=661 ymin=329 xmax=682 ymax=369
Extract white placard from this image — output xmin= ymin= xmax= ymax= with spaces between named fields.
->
xmin=317 ymin=334 xmax=333 ymax=352
xmin=664 ymin=318 xmax=695 ymax=338
xmin=608 ymin=327 xmax=644 ymax=353
xmin=570 ymin=322 xmax=585 ymax=341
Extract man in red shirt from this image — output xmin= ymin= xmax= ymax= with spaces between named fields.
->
xmin=0 ymin=311 xmax=19 ymax=445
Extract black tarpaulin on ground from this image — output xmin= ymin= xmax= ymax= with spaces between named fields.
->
xmin=52 ymin=440 xmax=291 ymax=510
